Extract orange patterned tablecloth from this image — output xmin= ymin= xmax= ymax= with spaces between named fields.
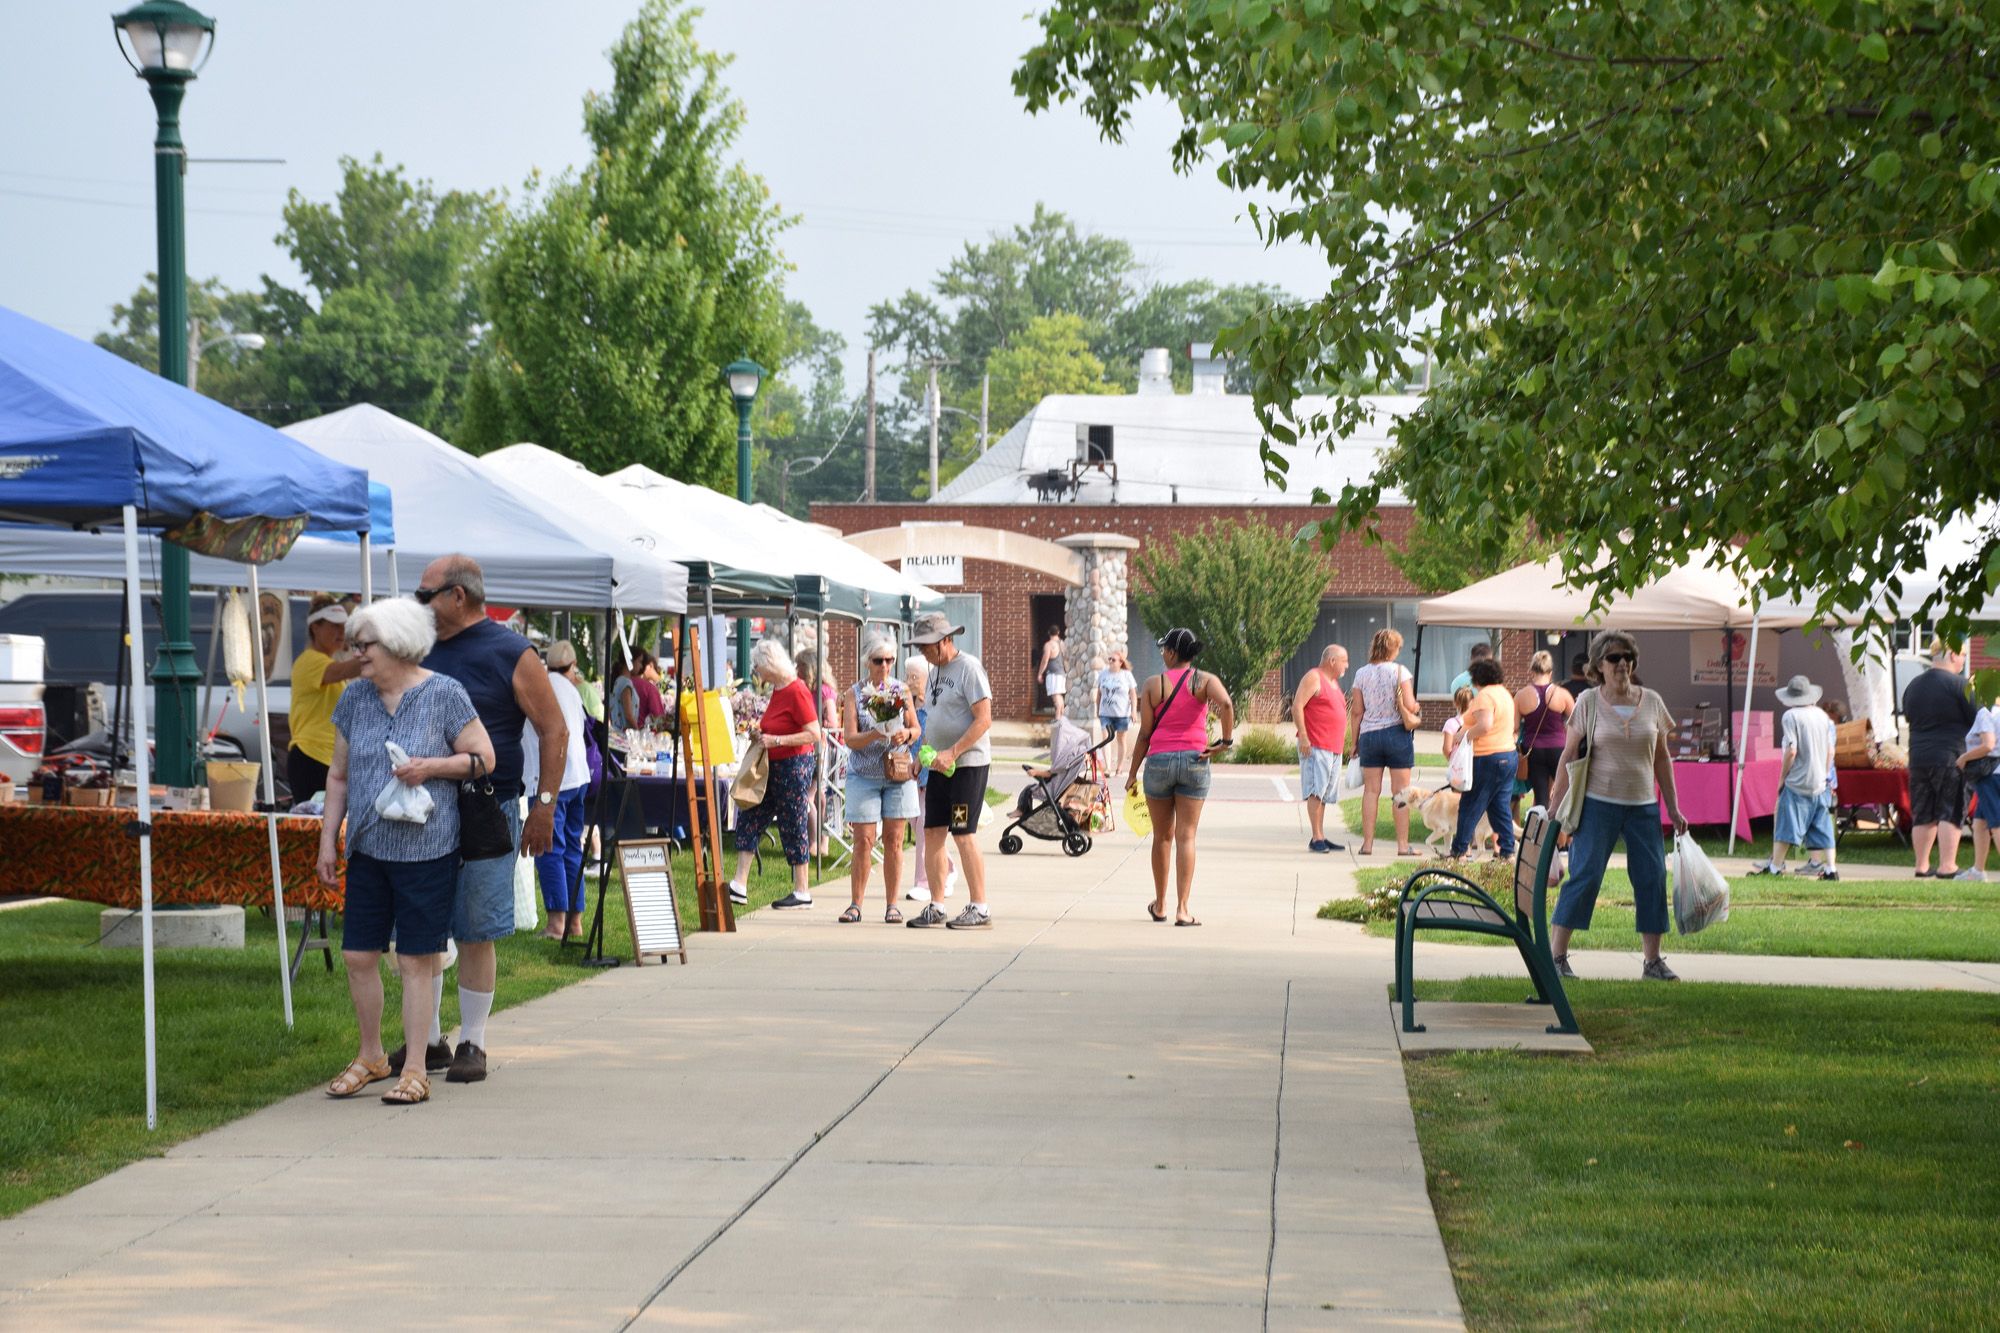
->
xmin=0 ymin=805 xmax=344 ymax=910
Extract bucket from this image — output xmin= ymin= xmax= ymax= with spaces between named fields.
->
xmin=207 ymin=761 xmax=260 ymax=813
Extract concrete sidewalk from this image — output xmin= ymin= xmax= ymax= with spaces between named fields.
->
xmin=0 ymin=778 xmax=1462 ymax=1330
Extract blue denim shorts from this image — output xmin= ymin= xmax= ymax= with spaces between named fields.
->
xmin=1142 ymin=749 xmax=1213 ymax=801
xmin=1357 ymin=727 xmax=1414 ymax=771
xmin=1773 ymin=786 xmax=1836 ymax=849
xmin=343 ymin=850 xmax=459 ymax=955
xmin=452 ymin=800 xmax=522 ymax=943
xmin=1299 ymin=747 xmax=1341 ymax=803
xmin=846 ymin=771 xmax=918 ymax=824
xmin=1100 ymin=715 xmax=1131 ymax=734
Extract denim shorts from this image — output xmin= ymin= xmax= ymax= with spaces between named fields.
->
xmin=343 ymin=850 xmax=459 ymax=955
xmin=1299 ymin=747 xmax=1341 ymax=803
xmin=846 ymin=771 xmax=918 ymax=824
xmin=1357 ymin=727 xmax=1414 ymax=771
xmin=1142 ymin=749 xmax=1213 ymax=801
xmin=452 ymin=800 xmax=522 ymax=943
xmin=1100 ymin=715 xmax=1131 ymax=734
xmin=1975 ymin=774 xmax=2000 ymax=825
xmin=1773 ymin=786 xmax=1836 ymax=849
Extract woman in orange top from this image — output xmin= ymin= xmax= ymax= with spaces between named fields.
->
xmin=1451 ymin=657 xmax=1518 ymax=859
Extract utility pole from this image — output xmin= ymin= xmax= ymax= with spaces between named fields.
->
xmin=864 ymin=346 xmax=877 ymax=502
xmin=980 ymin=372 xmax=989 ymax=453
xmin=926 ymin=357 xmax=941 ymax=499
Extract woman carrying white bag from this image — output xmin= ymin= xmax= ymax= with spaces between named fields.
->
xmin=1545 ymin=630 xmax=1691 ymax=982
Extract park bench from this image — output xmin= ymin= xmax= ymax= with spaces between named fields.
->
xmin=1392 ymin=806 xmax=1579 ymax=1036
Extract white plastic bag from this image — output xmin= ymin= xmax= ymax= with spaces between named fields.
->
xmin=373 ymin=741 xmax=436 ymax=824
xmin=1446 ymin=738 xmax=1473 ymax=792
xmin=1340 ymin=755 xmax=1364 ymax=793
xmin=514 ymin=847 xmax=540 ymax=934
xmin=1672 ymin=834 xmax=1731 ymax=935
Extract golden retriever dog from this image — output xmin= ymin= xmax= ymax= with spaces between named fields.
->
xmin=1394 ymin=784 xmax=1501 ymax=859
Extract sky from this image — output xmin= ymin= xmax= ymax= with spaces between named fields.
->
xmin=3 ymin=2 xmax=1334 ymax=402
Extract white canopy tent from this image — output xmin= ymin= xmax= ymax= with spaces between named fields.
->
xmin=1420 ymin=548 xmax=1848 ymax=850
xmin=475 ymin=444 xmax=687 ymax=614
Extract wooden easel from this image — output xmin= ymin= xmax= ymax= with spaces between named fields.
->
xmin=682 ymin=623 xmax=734 ymax=932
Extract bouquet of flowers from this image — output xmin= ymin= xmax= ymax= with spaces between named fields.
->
xmin=858 ymin=678 xmax=907 ymax=729
xmin=731 ymin=682 xmax=770 ymax=733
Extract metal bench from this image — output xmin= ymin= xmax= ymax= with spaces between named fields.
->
xmin=1393 ymin=806 xmax=1579 ymax=1035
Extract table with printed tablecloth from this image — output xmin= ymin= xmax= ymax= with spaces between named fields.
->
xmin=1664 ymin=758 xmax=1782 ymax=841
xmin=0 ymin=804 xmax=342 ymax=909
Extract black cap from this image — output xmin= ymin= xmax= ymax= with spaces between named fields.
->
xmin=1157 ymin=627 xmax=1202 ymax=660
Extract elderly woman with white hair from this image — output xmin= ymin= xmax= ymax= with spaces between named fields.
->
xmin=725 ymin=638 xmax=823 ymax=910
xmin=838 ymin=635 xmax=920 ymax=922
xmin=902 ymin=652 xmax=957 ymax=902
xmin=316 ymin=597 xmax=495 ymax=1106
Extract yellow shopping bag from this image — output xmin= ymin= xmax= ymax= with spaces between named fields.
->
xmin=1123 ymin=786 xmax=1152 ymax=837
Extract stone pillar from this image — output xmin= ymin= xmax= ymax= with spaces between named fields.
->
xmin=1056 ymin=533 xmax=1140 ymax=725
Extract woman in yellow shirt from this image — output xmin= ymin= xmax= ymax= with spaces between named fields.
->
xmin=1451 ymin=657 xmax=1518 ymax=859
xmin=288 ymin=599 xmax=366 ymax=805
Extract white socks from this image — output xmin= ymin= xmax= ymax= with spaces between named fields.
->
xmin=459 ymin=987 xmax=494 ymax=1050
xmin=427 ymin=973 xmax=444 ymax=1045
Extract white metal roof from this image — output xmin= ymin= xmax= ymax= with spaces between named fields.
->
xmin=932 ymin=392 xmax=1422 ymax=505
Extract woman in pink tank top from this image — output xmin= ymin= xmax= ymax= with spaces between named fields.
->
xmin=1127 ymin=628 xmax=1236 ymax=926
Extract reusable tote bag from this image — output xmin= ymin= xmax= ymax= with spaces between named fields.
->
xmin=1551 ymin=692 xmax=1593 ymax=834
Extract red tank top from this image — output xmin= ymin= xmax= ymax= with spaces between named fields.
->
xmin=1300 ymin=668 xmax=1347 ymax=750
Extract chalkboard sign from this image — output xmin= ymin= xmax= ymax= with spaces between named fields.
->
xmin=617 ymin=839 xmax=687 ymax=965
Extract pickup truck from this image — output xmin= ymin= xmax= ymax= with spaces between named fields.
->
xmin=0 ymin=634 xmax=45 ymax=786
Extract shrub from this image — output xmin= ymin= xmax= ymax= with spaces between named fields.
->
xmin=1224 ymin=726 xmax=1294 ymax=765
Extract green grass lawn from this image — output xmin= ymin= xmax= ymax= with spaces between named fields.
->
xmin=1403 ymin=978 xmax=2000 ymax=1330
xmin=1327 ymin=863 xmax=2000 ymax=961
xmin=0 ymin=847 xmax=816 ymax=1219
xmin=1336 ymin=796 xmax=1915 ymax=867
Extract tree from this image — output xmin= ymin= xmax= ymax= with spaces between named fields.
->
xmin=257 ymin=155 xmax=501 ymax=432
xmin=751 ymin=301 xmax=880 ymax=517
xmin=1105 ymin=278 xmax=1286 ymax=392
xmin=96 ymin=274 xmax=266 ymax=408
xmin=983 ymin=312 xmax=1120 ymax=430
xmin=1391 ymin=511 xmax=1560 ymax=596
xmin=1017 ymin=3 xmax=2000 ymax=639
xmin=477 ymin=0 xmax=789 ymax=485
xmin=1132 ymin=519 xmax=1330 ymax=711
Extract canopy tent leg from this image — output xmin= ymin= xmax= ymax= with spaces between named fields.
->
xmin=1412 ymin=623 xmax=1426 ymax=701
xmin=814 ymin=606 xmax=828 ymax=887
xmin=122 ymin=507 xmax=160 ymax=1132
xmin=1727 ymin=620 xmax=1760 ymax=854
xmin=198 ymin=588 xmax=222 ymax=757
xmin=386 ymin=547 xmax=399 ymax=600
xmin=359 ymin=532 xmax=372 ymax=604
xmin=248 ymin=563 xmax=296 ymax=1027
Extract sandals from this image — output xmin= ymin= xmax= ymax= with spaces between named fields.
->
xmin=1175 ymin=917 xmax=1202 ymax=927
xmin=839 ymin=905 xmax=863 ymax=924
xmin=326 ymin=1056 xmax=391 ymax=1098
xmin=1147 ymin=903 xmax=1167 ymax=922
xmin=885 ymin=906 xmax=903 ymax=924
xmin=380 ymin=1070 xmax=430 ymax=1105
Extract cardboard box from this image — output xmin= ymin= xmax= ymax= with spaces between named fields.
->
xmin=65 ymin=787 xmax=115 ymax=807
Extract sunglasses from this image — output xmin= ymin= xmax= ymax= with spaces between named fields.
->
xmin=1601 ymin=652 xmax=1636 ymax=666
xmin=870 ymin=656 xmax=896 ymax=665
xmin=413 ymin=583 xmax=459 ymax=606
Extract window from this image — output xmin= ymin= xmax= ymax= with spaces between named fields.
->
xmin=1391 ymin=602 xmax=1494 ymax=698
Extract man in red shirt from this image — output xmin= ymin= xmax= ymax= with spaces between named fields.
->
xmin=1292 ymin=643 xmax=1350 ymax=853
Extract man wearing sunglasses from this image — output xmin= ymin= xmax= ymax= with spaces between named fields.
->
xmin=408 ymin=554 xmax=568 ymax=1085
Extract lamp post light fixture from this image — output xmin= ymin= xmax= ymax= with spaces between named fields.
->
xmin=724 ymin=357 xmax=765 ymax=683
xmin=114 ymin=0 xmax=216 ymax=789
xmin=187 ymin=321 xmax=264 ymax=393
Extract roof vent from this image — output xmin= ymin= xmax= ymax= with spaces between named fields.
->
xmin=1188 ymin=342 xmax=1227 ymax=396
xmin=1137 ymin=347 xmax=1173 ymax=395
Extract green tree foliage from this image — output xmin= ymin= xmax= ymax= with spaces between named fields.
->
xmin=1017 ymin=2 xmax=2000 ymax=636
xmin=476 ymin=0 xmax=788 ymax=485
xmin=1106 ymin=278 xmax=1287 ymax=392
xmin=751 ymin=301 xmax=914 ymax=517
xmin=258 ymin=155 xmax=501 ymax=431
xmin=95 ymin=274 xmax=266 ymax=407
xmin=1132 ymin=519 xmax=1330 ymax=710
xmin=984 ymin=312 xmax=1120 ymax=430
xmin=1391 ymin=511 xmax=1560 ymax=596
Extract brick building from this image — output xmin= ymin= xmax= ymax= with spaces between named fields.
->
xmin=811 ymin=349 xmax=1518 ymax=727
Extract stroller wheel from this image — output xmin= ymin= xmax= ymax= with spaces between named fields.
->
xmin=999 ymin=833 xmax=1024 ymax=855
xmin=1062 ymin=831 xmax=1090 ymax=857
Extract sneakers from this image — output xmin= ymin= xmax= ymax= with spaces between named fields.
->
xmin=905 ymin=885 xmax=929 ymax=901
xmin=1308 ymin=838 xmax=1344 ymax=853
xmin=1746 ymin=861 xmax=1782 ymax=876
xmin=387 ymin=1038 xmax=453 ymax=1074
xmin=1798 ymin=859 xmax=1826 ymax=876
xmin=943 ymin=867 xmax=959 ymax=897
xmin=771 ymin=892 xmax=813 ymax=909
xmin=1818 ymin=868 xmax=1842 ymax=882
xmin=727 ymin=883 xmax=749 ymax=906
xmin=1551 ymin=953 xmax=1577 ymax=980
xmin=945 ymin=905 xmax=992 ymax=930
xmin=1951 ymin=868 xmax=1986 ymax=882
xmin=444 ymin=1040 xmax=487 ymax=1083
xmin=905 ymin=903 xmax=948 ymax=928
xmin=1642 ymin=957 xmax=1680 ymax=982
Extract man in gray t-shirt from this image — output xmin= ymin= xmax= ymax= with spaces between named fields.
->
xmin=907 ymin=611 xmax=994 ymax=931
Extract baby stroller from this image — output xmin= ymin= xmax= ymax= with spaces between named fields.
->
xmin=998 ymin=716 xmax=1116 ymax=857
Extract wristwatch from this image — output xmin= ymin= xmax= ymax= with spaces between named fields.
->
xmin=536 ymin=791 xmax=555 ymax=807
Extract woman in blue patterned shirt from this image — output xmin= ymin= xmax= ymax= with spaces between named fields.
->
xmin=318 ymin=598 xmax=494 ymax=1106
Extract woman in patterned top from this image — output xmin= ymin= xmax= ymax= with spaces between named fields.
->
xmin=317 ymin=597 xmax=495 ymax=1106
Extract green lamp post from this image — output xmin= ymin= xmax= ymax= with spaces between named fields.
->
xmin=113 ymin=0 xmax=215 ymax=789
xmin=724 ymin=357 xmax=765 ymax=684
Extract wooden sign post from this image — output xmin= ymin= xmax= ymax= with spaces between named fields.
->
xmin=616 ymin=838 xmax=687 ymax=965
xmin=682 ymin=623 xmax=735 ymax=932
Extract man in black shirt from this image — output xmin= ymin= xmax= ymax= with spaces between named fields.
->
xmin=1902 ymin=639 xmax=1978 ymax=877
xmin=1560 ymin=653 xmax=1593 ymax=699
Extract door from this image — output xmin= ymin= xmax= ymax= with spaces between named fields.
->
xmin=1029 ymin=594 xmax=1066 ymax=714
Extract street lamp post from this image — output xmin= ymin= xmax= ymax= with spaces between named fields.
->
xmin=187 ymin=319 xmax=264 ymax=393
xmin=114 ymin=0 xmax=216 ymax=789
xmin=724 ymin=357 xmax=765 ymax=684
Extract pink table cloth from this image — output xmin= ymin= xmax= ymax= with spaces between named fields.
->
xmin=1664 ymin=758 xmax=1781 ymax=840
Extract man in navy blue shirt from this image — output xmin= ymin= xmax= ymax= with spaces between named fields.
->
xmin=408 ymin=554 xmax=567 ymax=1085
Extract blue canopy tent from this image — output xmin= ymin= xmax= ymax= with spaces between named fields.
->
xmin=0 ymin=305 xmax=373 ymax=1130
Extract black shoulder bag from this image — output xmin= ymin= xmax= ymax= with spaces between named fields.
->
xmin=459 ymin=754 xmax=516 ymax=862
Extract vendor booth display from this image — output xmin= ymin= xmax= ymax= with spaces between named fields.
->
xmin=0 ymin=305 xmax=372 ymax=1129
xmin=0 ymin=804 xmax=340 ymax=911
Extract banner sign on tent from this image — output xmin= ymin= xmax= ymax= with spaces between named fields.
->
xmin=1693 ymin=629 xmax=1780 ymax=687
